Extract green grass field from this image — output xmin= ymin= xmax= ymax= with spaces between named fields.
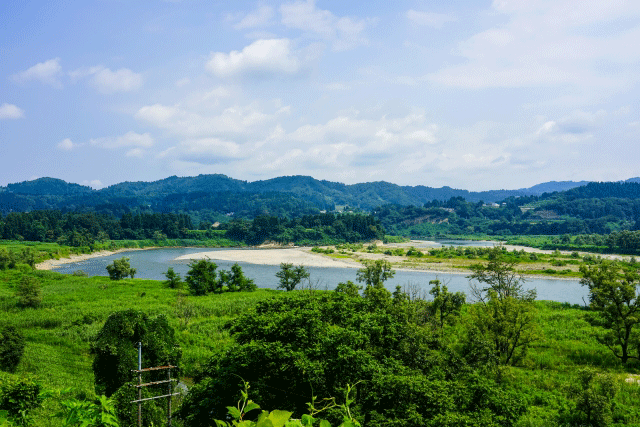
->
xmin=1 ymin=265 xmax=640 ymax=425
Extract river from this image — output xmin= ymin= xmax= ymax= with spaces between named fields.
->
xmin=51 ymin=247 xmax=587 ymax=305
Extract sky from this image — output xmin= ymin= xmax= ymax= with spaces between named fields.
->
xmin=1 ymin=0 xmax=640 ymax=191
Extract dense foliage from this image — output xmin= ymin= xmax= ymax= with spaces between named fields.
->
xmin=0 ymin=210 xmax=384 ymax=248
xmin=91 ymin=309 xmax=182 ymax=397
xmin=179 ymin=288 xmax=530 ymax=427
xmin=0 ymin=325 xmax=25 ymax=373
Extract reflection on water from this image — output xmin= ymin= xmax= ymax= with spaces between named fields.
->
xmin=52 ymin=247 xmax=586 ymax=304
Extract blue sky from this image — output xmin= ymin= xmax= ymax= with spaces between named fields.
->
xmin=1 ymin=0 xmax=640 ymax=190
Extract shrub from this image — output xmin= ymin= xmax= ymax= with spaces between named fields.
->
xmin=16 ymin=276 xmax=42 ymax=308
xmin=0 ymin=375 xmax=42 ymax=417
xmin=106 ymin=257 xmax=136 ymax=280
xmin=91 ymin=309 xmax=181 ymax=397
xmin=0 ymin=326 xmax=25 ymax=373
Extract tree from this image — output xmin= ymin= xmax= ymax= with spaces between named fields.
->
xmin=466 ymin=247 xmax=537 ymax=365
xmin=356 ymin=259 xmax=395 ymax=289
xmin=568 ymin=368 xmax=617 ymax=427
xmin=16 ymin=276 xmax=42 ymax=308
xmin=164 ymin=267 xmax=182 ymax=289
xmin=186 ymin=259 xmax=219 ymax=295
xmin=428 ymin=279 xmax=465 ymax=329
xmin=468 ymin=247 xmax=534 ymax=302
xmin=275 ymin=263 xmax=310 ymax=291
xmin=105 ymin=257 xmax=136 ymax=281
xmin=580 ymin=261 xmax=640 ymax=364
xmin=0 ymin=325 xmax=25 ymax=372
xmin=226 ymin=263 xmax=256 ymax=292
xmin=91 ymin=309 xmax=181 ymax=397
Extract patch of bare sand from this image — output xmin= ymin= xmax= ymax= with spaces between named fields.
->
xmin=175 ymin=248 xmax=363 ymax=269
xmin=35 ymin=248 xmax=150 ymax=271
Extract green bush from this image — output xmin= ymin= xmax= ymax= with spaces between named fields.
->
xmin=16 ymin=276 xmax=42 ymax=308
xmin=0 ymin=375 xmax=42 ymax=417
xmin=0 ymin=326 xmax=25 ymax=373
xmin=91 ymin=309 xmax=181 ymax=397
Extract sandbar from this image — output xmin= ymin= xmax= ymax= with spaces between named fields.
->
xmin=35 ymin=248 xmax=150 ymax=271
xmin=175 ymin=248 xmax=362 ymax=269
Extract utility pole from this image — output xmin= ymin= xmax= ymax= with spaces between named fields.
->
xmin=131 ymin=343 xmax=180 ymax=427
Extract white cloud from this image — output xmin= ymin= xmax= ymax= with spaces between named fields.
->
xmin=90 ymin=67 xmax=143 ymax=93
xmin=90 ymin=131 xmax=154 ymax=149
xmin=428 ymin=0 xmax=640 ymax=90
xmin=280 ymin=0 xmax=372 ymax=51
xmin=406 ymin=10 xmax=456 ymax=28
xmin=81 ymin=179 xmax=103 ymax=189
xmin=57 ymin=138 xmax=78 ymax=150
xmin=136 ymin=101 xmax=287 ymax=139
xmin=12 ymin=58 xmax=62 ymax=87
xmin=70 ymin=66 xmax=143 ymax=93
xmin=206 ymin=38 xmax=301 ymax=78
xmin=234 ymin=5 xmax=273 ymax=29
xmin=0 ymin=103 xmax=25 ymax=119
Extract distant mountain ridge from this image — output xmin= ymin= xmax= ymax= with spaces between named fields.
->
xmin=1 ymin=174 xmax=637 ymax=217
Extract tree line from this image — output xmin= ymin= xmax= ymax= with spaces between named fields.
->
xmin=0 ymin=210 xmax=385 ymax=247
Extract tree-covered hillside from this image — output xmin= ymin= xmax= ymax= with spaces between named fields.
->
xmin=0 ymin=174 xmax=601 ymax=218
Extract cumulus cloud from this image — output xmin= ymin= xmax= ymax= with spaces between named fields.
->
xmin=206 ymin=38 xmax=301 ymax=78
xmin=406 ymin=10 xmax=456 ymax=28
xmin=234 ymin=5 xmax=273 ymax=29
xmin=90 ymin=131 xmax=154 ymax=149
xmin=70 ymin=66 xmax=143 ymax=93
xmin=12 ymin=58 xmax=63 ymax=87
xmin=0 ymin=103 xmax=25 ymax=119
xmin=280 ymin=0 xmax=372 ymax=51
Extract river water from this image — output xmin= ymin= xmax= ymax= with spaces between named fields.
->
xmin=51 ymin=246 xmax=587 ymax=305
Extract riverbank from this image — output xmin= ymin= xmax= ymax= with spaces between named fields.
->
xmin=35 ymin=247 xmax=154 ymax=270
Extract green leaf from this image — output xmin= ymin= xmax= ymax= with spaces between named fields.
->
xmin=319 ymin=420 xmax=332 ymax=427
xmin=227 ymin=406 xmax=243 ymax=420
xmin=301 ymin=414 xmax=315 ymax=426
xmin=245 ymin=402 xmax=261 ymax=413
xmin=267 ymin=410 xmax=293 ymax=427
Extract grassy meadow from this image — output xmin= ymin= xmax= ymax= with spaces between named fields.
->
xmin=1 ymin=257 xmax=640 ymax=425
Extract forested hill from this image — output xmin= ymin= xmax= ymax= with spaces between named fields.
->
xmin=0 ymin=174 xmax=634 ymax=220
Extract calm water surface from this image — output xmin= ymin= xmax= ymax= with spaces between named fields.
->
xmin=52 ymin=247 xmax=587 ymax=305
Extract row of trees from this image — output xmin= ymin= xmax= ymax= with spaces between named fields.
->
xmin=0 ymin=211 xmax=193 ymax=245
xmin=0 ymin=210 xmax=384 ymax=247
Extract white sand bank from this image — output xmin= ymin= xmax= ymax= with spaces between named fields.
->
xmin=175 ymin=248 xmax=363 ymax=269
xmin=35 ymin=248 xmax=149 ymax=271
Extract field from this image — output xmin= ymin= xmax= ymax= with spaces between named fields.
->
xmin=1 ymin=262 xmax=640 ymax=425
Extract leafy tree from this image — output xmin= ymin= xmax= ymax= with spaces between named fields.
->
xmin=567 ymin=368 xmax=617 ymax=427
xmin=105 ymin=257 xmax=136 ymax=281
xmin=186 ymin=259 xmax=219 ymax=295
xmin=16 ymin=276 xmax=42 ymax=308
xmin=20 ymin=247 xmax=38 ymax=268
xmin=226 ymin=263 xmax=257 ymax=292
xmin=428 ymin=280 xmax=465 ymax=329
xmin=466 ymin=247 xmax=537 ymax=365
xmin=275 ymin=263 xmax=310 ymax=291
xmin=468 ymin=247 xmax=535 ymax=302
xmin=580 ymin=261 xmax=640 ymax=364
xmin=335 ymin=281 xmax=362 ymax=297
xmin=90 ymin=309 xmax=181 ymax=397
xmin=179 ymin=293 xmax=526 ymax=427
xmin=164 ymin=267 xmax=182 ymax=289
xmin=0 ymin=325 xmax=25 ymax=372
xmin=355 ymin=259 xmax=395 ymax=289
